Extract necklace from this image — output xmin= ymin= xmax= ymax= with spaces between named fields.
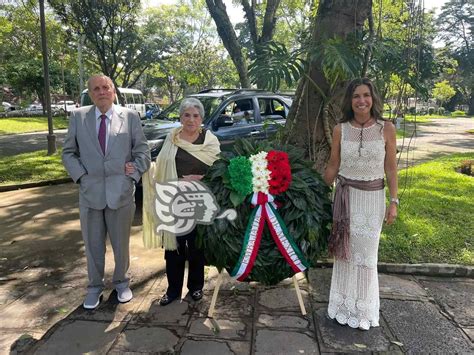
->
xmin=354 ymin=117 xmax=373 ymax=127
xmin=353 ymin=118 xmax=373 ymax=156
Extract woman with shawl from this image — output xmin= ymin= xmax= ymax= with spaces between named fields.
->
xmin=142 ymin=97 xmax=221 ymax=306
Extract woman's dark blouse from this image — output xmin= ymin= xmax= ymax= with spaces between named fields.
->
xmin=175 ymin=130 xmax=209 ymax=178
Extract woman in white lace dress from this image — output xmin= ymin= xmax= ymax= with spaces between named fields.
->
xmin=323 ymin=78 xmax=398 ymax=330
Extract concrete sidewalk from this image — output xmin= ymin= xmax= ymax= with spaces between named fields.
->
xmin=1 ymin=185 xmax=473 ymax=354
xmin=396 ymin=117 xmax=474 ymax=169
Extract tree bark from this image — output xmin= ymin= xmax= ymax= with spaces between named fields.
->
xmin=206 ymin=0 xmax=251 ymax=88
xmin=206 ymin=0 xmax=281 ymax=88
xmin=260 ymin=0 xmax=281 ymax=44
xmin=469 ymin=92 xmax=474 ymax=116
xmin=286 ymin=0 xmax=372 ymax=172
xmin=241 ymin=0 xmax=258 ymax=47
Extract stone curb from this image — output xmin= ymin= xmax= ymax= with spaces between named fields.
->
xmin=0 ymin=178 xmax=72 ymax=192
xmin=1 ymin=180 xmax=472 ymax=278
xmin=316 ymin=261 xmax=474 ymax=278
xmin=0 ymin=128 xmax=68 ymax=136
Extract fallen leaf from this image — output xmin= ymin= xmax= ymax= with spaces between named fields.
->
xmin=391 ymin=340 xmax=404 ymax=346
xmin=354 ymin=343 xmax=367 ymax=349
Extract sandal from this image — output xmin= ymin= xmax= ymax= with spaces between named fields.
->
xmin=191 ymin=290 xmax=203 ymax=301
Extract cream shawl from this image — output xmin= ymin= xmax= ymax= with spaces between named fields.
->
xmin=142 ymin=127 xmax=221 ymax=250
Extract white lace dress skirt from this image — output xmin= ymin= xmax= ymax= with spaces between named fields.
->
xmin=327 ymin=186 xmax=386 ymax=330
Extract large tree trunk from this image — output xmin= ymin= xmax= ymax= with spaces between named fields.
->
xmin=206 ymin=0 xmax=251 ymax=88
xmin=286 ymin=0 xmax=372 ymax=173
xmin=468 ymin=92 xmax=474 ymax=116
xmin=241 ymin=0 xmax=281 ymax=47
xmin=206 ymin=0 xmax=281 ymax=88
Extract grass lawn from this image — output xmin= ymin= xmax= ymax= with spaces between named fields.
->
xmin=396 ymin=129 xmax=407 ymax=138
xmin=0 ymin=149 xmax=68 ymax=185
xmin=403 ymin=114 xmax=456 ymax=122
xmin=0 ymin=116 xmax=69 ymax=135
xmin=380 ymin=153 xmax=474 ymax=265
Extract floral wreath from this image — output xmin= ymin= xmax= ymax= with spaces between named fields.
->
xmin=198 ymin=139 xmax=332 ymax=285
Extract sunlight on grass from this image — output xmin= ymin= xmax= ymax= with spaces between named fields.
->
xmin=0 ymin=116 xmax=69 ymax=135
xmin=381 ymin=153 xmax=474 ymax=265
xmin=396 ymin=129 xmax=406 ymax=138
xmin=401 ymin=115 xmax=432 ymax=123
xmin=0 ymin=149 xmax=68 ymax=185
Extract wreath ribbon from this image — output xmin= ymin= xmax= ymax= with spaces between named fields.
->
xmin=230 ymin=192 xmax=309 ymax=281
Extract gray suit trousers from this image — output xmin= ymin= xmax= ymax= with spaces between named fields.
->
xmin=79 ymin=202 xmax=135 ymax=293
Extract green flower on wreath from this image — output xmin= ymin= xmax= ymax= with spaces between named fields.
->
xmin=228 ymin=156 xmax=253 ymax=196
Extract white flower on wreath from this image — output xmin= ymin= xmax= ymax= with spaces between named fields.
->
xmin=250 ymin=151 xmax=270 ymax=193
xmin=250 ymin=151 xmax=268 ymax=162
xmin=253 ymin=174 xmax=269 ymax=193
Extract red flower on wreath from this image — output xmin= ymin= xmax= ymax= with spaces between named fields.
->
xmin=266 ymin=151 xmax=292 ymax=195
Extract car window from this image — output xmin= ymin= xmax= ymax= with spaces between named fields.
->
xmin=200 ymin=97 xmax=223 ymax=120
xmin=222 ymin=99 xmax=255 ymax=126
xmin=258 ymin=98 xmax=286 ymax=120
xmin=159 ymin=101 xmax=180 ymax=120
xmin=157 ymin=96 xmax=222 ymax=121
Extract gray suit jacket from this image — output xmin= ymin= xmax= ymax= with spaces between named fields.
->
xmin=62 ymin=105 xmax=151 ymax=210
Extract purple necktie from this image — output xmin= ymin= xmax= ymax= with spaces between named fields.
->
xmin=98 ymin=114 xmax=107 ymax=154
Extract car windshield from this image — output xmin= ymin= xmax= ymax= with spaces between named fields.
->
xmin=156 ymin=96 xmax=222 ymax=122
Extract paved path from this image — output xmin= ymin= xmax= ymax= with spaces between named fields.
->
xmin=0 ymin=130 xmax=67 ymax=157
xmin=396 ymin=117 xmax=474 ymax=169
xmin=0 ymin=184 xmax=473 ymax=354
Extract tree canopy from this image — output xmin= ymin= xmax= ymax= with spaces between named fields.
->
xmin=0 ymin=0 xmax=471 ymax=119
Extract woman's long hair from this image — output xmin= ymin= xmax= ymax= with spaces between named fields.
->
xmin=340 ymin=78 xmax=385 ymax=123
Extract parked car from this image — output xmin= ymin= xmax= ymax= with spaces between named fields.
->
xmin=145 ymin=103 xmax=161 ymax=119
xmin=145 ymin=102 xmax=160 ymax=111
xmin=143 ymin=89 xmax=292 ymax=160
xmin=53 ymin=100 xmax=77 ymax=114
xmin=23 ymin=104 xmax=65 ymax=117
xmin=135 ymin=89 xmax=292 ymax=201
xmin=26 ymin=104 xmax=43 ymax=112
xmin=2 ymin=102 xmax=13 ymax=111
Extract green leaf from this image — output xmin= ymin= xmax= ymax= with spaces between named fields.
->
xmin=230 ymin=191 xmax=247 ymax=207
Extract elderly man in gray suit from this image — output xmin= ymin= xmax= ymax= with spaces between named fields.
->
xmin=62 ymin=75 xmax=150 ymax=309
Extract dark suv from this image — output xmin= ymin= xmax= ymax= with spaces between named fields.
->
xmin=142 ymin=89 xmax=293 ymax=159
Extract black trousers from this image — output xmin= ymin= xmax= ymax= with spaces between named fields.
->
xmin=164 ymin=229 xmax=205 ymax=298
